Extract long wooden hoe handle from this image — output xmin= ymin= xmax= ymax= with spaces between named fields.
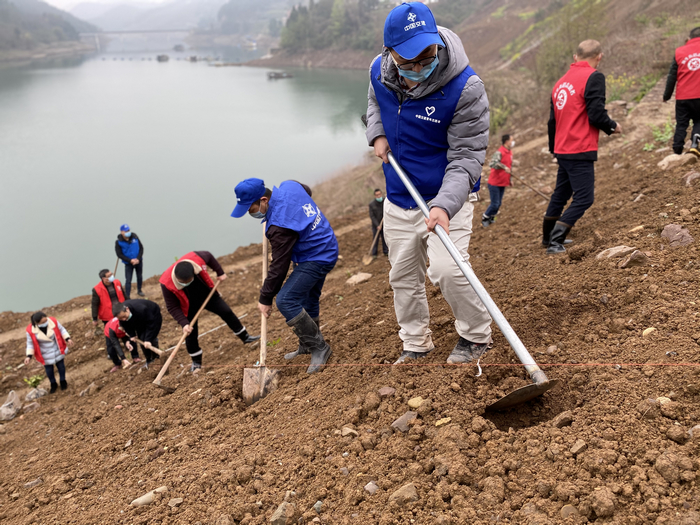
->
xmin=259 ymin=222 xmax=268 ymax=368
xmin=132 ymin=338 xmax=164 ymax=356
xmin=114 ymin=257 xmax=120 ymax=278
xmin=366 ymin=218 xmax=384 ymax=257
xmin=153 ymin=279 xmax=221 ymax=385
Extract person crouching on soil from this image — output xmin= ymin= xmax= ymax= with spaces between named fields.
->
xmin=113 ymin=299 xmax=162 ymax=367
xmin=231 ymin=178 xmax=339 ymax=374
xmin=159 ymin=251 xmax=260 ymax=372
xmin=24 ymin=312 xmax=73 ymax=393
xmin=105 ymin=316 xmax=141 ymax=372
xmin=482 ymin=134 xmax=515 ymax=228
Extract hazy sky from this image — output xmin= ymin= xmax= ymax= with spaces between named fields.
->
xmin=45 ymin=0 xmax=169 ymax=13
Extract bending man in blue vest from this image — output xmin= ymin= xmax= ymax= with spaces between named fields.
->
xmin=115 ymin=224 xmax=145 ymax=299
xmin=231 ymin=178 xmax=338 ymax=374
xmin=365 ymin=2 xmax=492 ymax=365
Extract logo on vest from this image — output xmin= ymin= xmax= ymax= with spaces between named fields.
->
xmin=425 ymin=106 xmax=435 ymax=116
xmin=554 ymin=82 xmax=575 ymax=111
xmin=416 ymin=105 xmax=441 ymax=124
xmin=688 ymin=57 xmax=700 ymax=72
xmin=404 ymin=12 xmax=426 ymax=31
xmin=311 ymin=207 xmax=323 ymax=230
xmin=302 ymin=203 xmax=316 ymax=218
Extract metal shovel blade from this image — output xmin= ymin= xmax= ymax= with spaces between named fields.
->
xmin=361 ymin=254 xmax=374 ymax=266
xmin=154 ymin=381 xmax=177 ymax=394
xmin=242 ymin=366 xmax=280 ymax=406
xmin=486 ymin=379 xmax=560 ymax=411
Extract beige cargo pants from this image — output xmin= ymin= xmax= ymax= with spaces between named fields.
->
xmin=383 ymin=197 xmax=492 ymax=353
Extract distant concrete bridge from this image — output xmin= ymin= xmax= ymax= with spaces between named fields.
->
xmin=79 ymin=29 xmax=192 ymax=53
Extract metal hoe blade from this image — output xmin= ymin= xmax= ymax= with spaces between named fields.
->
xmin=487 ymin=379 xmax=560 ymax=411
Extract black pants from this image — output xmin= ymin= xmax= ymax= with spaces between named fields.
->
xmin=105 ymin=337 xmax=139 ymax=366
xmin=545 ymin=158 xmax=595 ymax=227
xmin=185 ymin=294 xmax=244 ymax=360
xmin=674 ymin=99 xmax=700 ymax=154
xmin=124 ymin=261 xmax=143 ymax=298
xmin=44 ymin=360 xmax=66 ymax=385
xmin=371 ymin=225 xmax=388 ymax=255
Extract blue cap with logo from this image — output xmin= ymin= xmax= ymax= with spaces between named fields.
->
xmin=383 ymin=2 xmax=445 ymax=60
xmin=120 ymin=224 xmax=130 ymax=232
xmin=231 ymin=178 xmax=266 ymax=218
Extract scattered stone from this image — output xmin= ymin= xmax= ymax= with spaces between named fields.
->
xmin=618 ymin=250 xmax=650 ymax=268
xmin=378 ymin=386 xmax=395 ymax=398
xmin=656 ymin=396 xmax=672 ymax=405
xmin=388 ymin=483 xmax=418 ymax=506
xmin=643 ymin=327 xmax=657 ymax=337
xmin=658 ymin=153 xmax=697 ymax=170
xmin=407 ymin=397 xmax=424 ymax=409
xmin=449 ymin=382 xmax=461 ymax=392
xmin=667 ymin=425 xmax=688 ymax=444
xmin=599 ymin=294 xmax=609 ymax=304
xmin=124 ymin=439 xmax=132 ymax=449
xmin=364 ymin=481 xmax=378 ymax=495
xmin=145 ymin=439 xmax=159 ymax=451
xmin=339 ymin=467 xmax=349 ymax=476
xmin=590 ymin=487 xmax=616 ymax=518
xmin=552 ymin=410 xmax=574 ymax=428
xmin=0 ymin=425 xmax=5 ymax=434
xmin=270 ymin=501 xmax=295 ymax=525
xmin=24 ymin=477 xmax=43 ymax=489
xmin=79 ymin=382 xmax=99 ymax=397
xmin=363 ymin=392 xmax=381 ymax=412
xmin=312 ymin=501 xmax=322 ymax=513
xmin=114 ymin=405 xmax=123 ymax=410
xmin=688 ymin=425 xmax=700 ymax=440
xmin=215 ymin=516 xmax=232 ymax=525
xmin=655 ymin=453 xmax=681 ymax=483
xmin=661 ymin=224 xmax=694 ymax=248
xmin=546 ymin=345 xmax=558 ymax=354
xmin=570 ymin=440 xmax=587 ymax=455
xmin=345 ymin=273 xmax=372 ymax=285
xmin=595 ymin=245 xmax=636 ymax=260
xmin=435 ymin=417 xmax=452 ymax=427
xmin=633 ymin=193 xmax=645 ymax=202
xmin=22 ymin=401 xmax=40 ymax=414
xmin=471 ymin=416 xmax=489 ymax=434
xmin=560 ymin=504 xmax=579 ymax=519
xmin=168 ymin=498 xmax=183 ymax=507
xmin=391 ymin=411 xmax=417 ymax=433
xmin=283 ymin=395 xmax=293 ymax=403
xmin=682 ymin=171 xmax=700 ymax=187
xmin=341 ymin=427 xmax=358 ymax=438
xmin=25 ymin=388 xmax=47 ymax=401
xmin=130 ymin=486 xmax=167 ymax=506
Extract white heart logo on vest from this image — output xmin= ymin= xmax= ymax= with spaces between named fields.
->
xmin=425 ymin=107 xmax=435 ymax=116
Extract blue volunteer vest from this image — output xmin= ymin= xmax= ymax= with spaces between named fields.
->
xmin=266 ymin=181 xmax=339 ymax=265
xmin=118 ymin=236 xmax=140 ymax=262
xmin=370 ymin=56 xmax=481 ymax=210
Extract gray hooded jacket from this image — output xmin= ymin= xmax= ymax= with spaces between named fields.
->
xmin=365 ymin=27 xmax=489 ymax=219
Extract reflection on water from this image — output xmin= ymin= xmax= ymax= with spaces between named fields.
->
xmin=0 ymin=57 xmax=370 ymax=312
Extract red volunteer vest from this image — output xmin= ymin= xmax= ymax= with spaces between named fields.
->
xmin=26 ymin=317 xmax=67 ymax=365
xmin=159 ymin=252 xmax=214 ymax=317
xmin=552 ymin=62 xmax=600 ymax=155
xmin=94 ymin=280 xmax=126 ymax=321
xmin=488 ymin=145 xmax=513 ymax=187
xmin=104 ymin=317 xmax=126 ymax=339
xmin=675 ymin=38 xmax=700 ymax=101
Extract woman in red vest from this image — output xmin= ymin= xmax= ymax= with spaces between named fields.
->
xmin=24 ymin=312 xmax=74 ymax=393
xmin=482 ymin=134 xmax=514 ymax=227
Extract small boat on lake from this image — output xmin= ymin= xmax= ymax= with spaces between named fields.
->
xmin=267 ymin=72 xmax=293 ymax=80
xmin=157 ymin=55 xmax=170 ymax=62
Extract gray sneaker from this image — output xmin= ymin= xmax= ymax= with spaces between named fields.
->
xmin=190 ymin=362 xmax=202 ymax=373
xmin=446 ymin=338 xmax=489 ymax=364
xmin=394 ymin=349 xmax=432 ymax=364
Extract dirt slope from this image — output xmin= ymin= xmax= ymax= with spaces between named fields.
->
xmin=1 ymin=82 xmax=700 ymax=525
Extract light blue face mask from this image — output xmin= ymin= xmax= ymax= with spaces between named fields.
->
xmin=396 ymin=56 xmax=439 ymax=84
xmin=375 ymin=197 xmax=384 ymax=202
xmin=38 ymin=321 xmax=49 ymax=328
xmin=108 ymin=275 xmax=115 ymax=283
xmin=176 ymin=279 xmax=193 ymax=288
xmin=123 ymin=231 xmax=132 ymax=238
xmin=127 ymin=312 xmax=132 ymax=321
xmin=250 ymin=211 xmax=266 ymax=219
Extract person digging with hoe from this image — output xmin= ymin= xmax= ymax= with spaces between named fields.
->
xmin=92 ymin=269 xmax=125 ymax=329
xmin=482 ymin=134 xmax=515 ymax=228
xmin=369 ymin=189 xmax=389 ymax=257
xmin=113 ymin=299 xmax=162 ymax=367
xmin=104 ymin=316 xmax=140 ymax=373
xmin=544 ymin=39 xmax=621 ymax=254
xmin=159 ymin=251 xmax=259 ymax=372
xmin=231 ymin=178 xmax=338 ymax=374
xmin=365 ymin=1 xmax=492 ymax=365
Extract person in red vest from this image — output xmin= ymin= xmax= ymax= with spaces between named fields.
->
xmin=24 ymin=312 xmax=74 ymax=393
xmin=663 ymin=27 xmax=700 ymax=157
xmin=91 ymin=269 xmax=126 ymax=328
xmin=159 ymin=251 xmax=259 ymax=372
xmin=545 ymin=39 xmax=621 ymax=254
xmin=104 ymin=317 xmax=142 ymax=373
xmin=481 ymin=134 xmax=514 ymax=227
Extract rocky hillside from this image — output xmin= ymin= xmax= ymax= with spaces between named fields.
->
xmin=0 ymin=74 xmax=699 ymax=524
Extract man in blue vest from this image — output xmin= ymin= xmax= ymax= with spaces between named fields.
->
xmin=365 ymin=2 xmax=492 ymax=365
xmin=115 ymin=224 xmax=145 ymax=299
xmin=231 ymin=178 xmax=338 ymax=374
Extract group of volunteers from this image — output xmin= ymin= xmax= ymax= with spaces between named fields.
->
xmin=23 ymin=3 xmax=700 ymax=393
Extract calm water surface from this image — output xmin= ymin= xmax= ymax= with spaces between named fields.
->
xmin=0 ymin=56 xmax=371 ymax=312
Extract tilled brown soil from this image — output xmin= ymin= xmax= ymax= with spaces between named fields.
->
xmin=1 ymin=85 xmax=700 ymax=525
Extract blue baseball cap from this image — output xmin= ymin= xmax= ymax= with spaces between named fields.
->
xmin=384 ymin=2 xmax=444 ymax=60
xmin=120 ymin=223 xmax=130 ymax=232
xmin=231 ymin=178 xmax=266 ymax=218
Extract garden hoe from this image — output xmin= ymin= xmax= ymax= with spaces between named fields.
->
xmin=152 ymin=280 xmax=221 ymax=393
xmin=132 ymin=338 xmax=164 ymax=357
xmin=512 ymin=172 xmax=550 ymax=201
xmin=242 ymin=223 xmax=280 ymax=405
xmin=362 ymin=218 xmax=384 ymax=265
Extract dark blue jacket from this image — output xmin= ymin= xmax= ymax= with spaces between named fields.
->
xmin=115 ymin=233 xmax=143 ymax=264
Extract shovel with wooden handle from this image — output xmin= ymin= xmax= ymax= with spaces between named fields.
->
xmin=385 ymin=151 xmax=558 ymax=410
xmin=152 ymin=280 xmax=221 ymax=393
xmin=362 ymin=218 xmax=384 ymax=266
xmin=242 ymin=222 xmax=280 ymax=405
xmin=113 ymin=257 xmax=120 ymax=279
xmin=132 ymin=338 xmax=164 ymax=357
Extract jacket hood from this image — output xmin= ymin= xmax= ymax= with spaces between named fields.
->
xmin=380 ymin=26 xmax=470 ymax=99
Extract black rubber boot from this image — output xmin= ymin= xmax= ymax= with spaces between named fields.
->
xmin=237 ymin=328 xmax=260 ymax=345
xmin=542 ymin=216 xmax=572 ymax=247
xmin=546 ymin=222 xmax=572 ymax=254
xmin=287 ymin=310 xmax=331 ymax=374
xmin=690 ymin=133 xmax=700 ymax=157
xmin=49 ymin=382 xmax=58 ymax=394
xmin=284 ymin=317 xmax=319 ymax=360
xmin=190 ymin=353 xmax=203 ymax=373
xmin=60 ymin=380 xmax=68 ymax=391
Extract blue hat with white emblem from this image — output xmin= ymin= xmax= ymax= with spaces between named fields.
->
xmin=383 ymin=2 xmax=444 ymax=60
xmin=231 ymin=178 xmax=266 ymax=218
xmin=120 ymin=224 xmax=130 ymax=232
